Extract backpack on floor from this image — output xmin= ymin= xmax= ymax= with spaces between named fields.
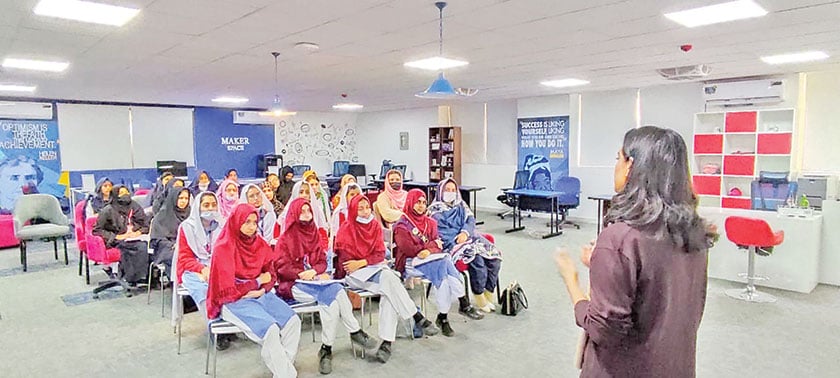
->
xmin=500 ymin=280 xmax=528 ymax=316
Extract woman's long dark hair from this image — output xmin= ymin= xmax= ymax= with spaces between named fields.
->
xmin=606 ymin=126 xmax=712 ymax=253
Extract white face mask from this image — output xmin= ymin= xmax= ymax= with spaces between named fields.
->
xmin=442 ymin=192 xmax=458 ymax=203
xmin=198 ymin=183 xmax=209 ymax=191
xmin=356 ymin=214 xmax=375 ymax=224
xmin=225 ymin=194 xmax=237 ymax=201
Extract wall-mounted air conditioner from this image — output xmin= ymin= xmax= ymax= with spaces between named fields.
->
xmin=702 ymin=79 xmax=784 ymax=106
xmin=0 ymin=101 xmax=54 ymax=120
xmin=233 ymin=110 xmax=276 ymax=125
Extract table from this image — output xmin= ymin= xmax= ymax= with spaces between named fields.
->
xmin=503 ymin=189 xmax=564 ymax=239
xmin=700 ymin=207 xmax=822 ymax=293
xmin=460 ymin=185 xmax=486 ymax=225
xmin=588 ymin=194 xmax=613 ymax=235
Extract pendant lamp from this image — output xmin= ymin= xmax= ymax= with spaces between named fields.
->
xmin=260 ymin=52 xmax=296 ymax=116
xmin=416 ymin=2 xmax=475 ymax=99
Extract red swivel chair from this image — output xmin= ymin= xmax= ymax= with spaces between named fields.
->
xmin=74 ymin=200 xmax=88 ymax=278
xmin=724 ymin=216 xmax=785 ymax=303
xmin=85 ymin=216 xmax=132 ymax=297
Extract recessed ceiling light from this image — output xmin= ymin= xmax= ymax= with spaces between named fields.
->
xmin=2 ymin=58 xmax=69 ymax=72
xmin=404 ymin=56 xmax=469 ymax=71
xmin=332 ymin=103 xmax=364 ymax=111
xmin=761 ymin=51 xmax=830 ymax=65
xmin=212 ymin=96 xmax=249 ymax=104
xmin=33 ymin=0 xmax=140 ymax=27
xmin=294 ymin=42 xmax=320 ymax=51
xmin=664 ymin=0 xmax=767 ymax=28
xmin=541 ymin=79 xmax=590 ymax=88
xmin=0 ymin=84 xmax=37 ymax=93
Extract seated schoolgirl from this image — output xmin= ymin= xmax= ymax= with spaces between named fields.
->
xmin=331 ymin=174 xmax=357 ymax=209
xmin=86 ymin=177 xmax=113 ymax=217
xmin=328 ymin=183 xmax=362 ymax=241
xmin=225 ymin=168 xmax=239 ymax=183
xmin=373 ymin=169 xmax=406 ymax=226
xmin=149 ymin=186 xmax=191 ymax=279
xmin=216 ymin=179 xmax=239 ymax=219
xmin=334 ymin=195 xmax=439 ymax=363
xmin=429 ymin=178 xmax=502 ymax=313
xmin=153 ymin=178 xmax=185 ymax=214
xmin=93 ymin=184 xmax=150 ymax=286
xmin=240 ymin=183 xmax=279 ymax=245
xmin=274 ymin=198 xmax=378 ymax=374
xmin=206 ymin=204 xmax=301 ymax=377
xmin=302 ymin=170 xmax=332 ymax=222
xmin=280 ymin=181 xmax=329 ymax=250
xmin=262 ymin=181 xmax=284 ymax=216
xmin=393 ymin=189 xmax=479 ymax=335
xmin=188 ymin=170 xmax=219 ymax=195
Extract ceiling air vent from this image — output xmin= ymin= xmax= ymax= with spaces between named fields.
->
xmin=656 ymin=64 xmax=711 ymax=80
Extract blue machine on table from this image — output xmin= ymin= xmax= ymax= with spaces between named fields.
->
xmin=751 ymin=171 xmax=797 ymax=211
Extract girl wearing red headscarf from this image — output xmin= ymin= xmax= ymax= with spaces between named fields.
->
xmin=393 ymin=189 xmax=470 ymax=337
xmin=273 ymin=198 xmax=378 ymax=375
xmin=207 ymin=203 xmax=301 ymax=378
xmin=334 ymin=195 xmax=439 ymax=364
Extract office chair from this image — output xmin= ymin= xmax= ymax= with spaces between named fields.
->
xmin=549 ymin=176 xmax=581 ymax=229
xmin=369 ymin=160 xmax=393 ymax=182
xmin=496 ymin=170 xmax=529 ymax=219
xmin=331 ymin=160 xmax=350 ymax=177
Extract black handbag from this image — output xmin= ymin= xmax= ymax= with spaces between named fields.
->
xmin=500 ymin=281 xmax=528 ymax=316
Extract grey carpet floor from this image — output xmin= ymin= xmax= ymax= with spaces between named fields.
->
xmin=0 ymin=212 xmax=838 ymax=377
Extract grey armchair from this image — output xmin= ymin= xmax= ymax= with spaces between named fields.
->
xmin=13 ymin=194 xmax=71 ymax=272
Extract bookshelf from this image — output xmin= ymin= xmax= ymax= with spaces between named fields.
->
xmin=429 ymin=126 xmax=461 ymax=183
xmin=692 ymin=109 xmax=795 ymax=209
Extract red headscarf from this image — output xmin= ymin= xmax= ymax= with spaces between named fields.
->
xmin=334 ymin=195 xmax=384 ymax=261
xmin=401 ymin=189 xmax=435 ymax=234
xmin=276 ymin=198 xmax=322 ymax=261
xmin=206 ymin=203 xmax=273 ymax=319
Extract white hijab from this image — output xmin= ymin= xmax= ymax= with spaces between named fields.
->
xmin=239 ymin=183 xmax=278 ymax=243
xmin=329 ymin=182 xmax=362 ymax=236
xmin=279 ymin=180 xmax=329 ymax=233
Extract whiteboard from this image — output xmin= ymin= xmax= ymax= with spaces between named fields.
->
xmin=579 ymin=89 xmax=637 ymax=167
xmin=130 ymin=106 xmax=195 ymax=167
xmin=58 ymin=103 xmax=132 ymax=170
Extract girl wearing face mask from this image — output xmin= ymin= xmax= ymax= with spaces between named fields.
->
xmin=207 ymin=203 xmax=300 ymax=377
xmin=262 ymin=181 xmax=284 ymax=216
xmin=240 ymin=184 xmax=279 ymax=245
xmin=92 ymin=184 xmax=151 ymax=286
xmin=393 ymin=189 xmax=472 ymax=336
xmin=153 ymin=178 xmax=185 ymax=214
xmin=428 ymin=178 xmax=502 ymax=314
xmin=334 ymin=195 xmax=439 ymax=363
xmin=216 ymin=179 xmax=240 ymax=219
xmin=188 ymin=170 xmax=218 ymax=196
xmin=172 ymin=192 xmax=237 ymax=349
xmin=274 ymin=198 xmax=378 ymax=374
xmin=373 ymin=169 xmax=407 ymax=226
xmin=150 ymin=187 xmax=192 ymax=280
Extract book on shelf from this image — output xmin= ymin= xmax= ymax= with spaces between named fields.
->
xmin=442 ymin=142 xmax=453 ymax=152
xmin=447 ymin=129 xmax=454 ymax=139
xmin=431 ymin=142 xmax=440 ymax=150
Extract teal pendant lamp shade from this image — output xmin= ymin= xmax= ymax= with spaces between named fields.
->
xmin=416 ymin=72 xmax=458 ymax=99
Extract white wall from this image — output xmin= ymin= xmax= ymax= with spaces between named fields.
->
xmin=802 ymin=71 xmax=840 ymax=175
xmin=355 ymin=107 xmax=438 ymax=181
xmin=274 ymin=111 xmax=358 ymax=174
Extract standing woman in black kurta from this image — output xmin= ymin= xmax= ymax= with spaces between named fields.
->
xmin=93 ymin=184 xmax=151 ymax=285
xmin=555 ymin=126 xmax=717 ymax=378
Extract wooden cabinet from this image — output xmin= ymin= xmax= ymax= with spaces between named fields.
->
xmin=428 ymin=126 xmax=461 ymax=183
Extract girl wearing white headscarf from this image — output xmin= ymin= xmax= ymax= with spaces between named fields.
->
xmin=240 ymin=183 xmax=279 ymax=245
xmin=329 ymin=182 xmax=363 ymax=240
xmin=280 ymin=180 xmax=329 ymax=251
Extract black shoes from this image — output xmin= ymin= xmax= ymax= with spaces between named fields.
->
xmin=318 ymin=345 xmax=333 ymax=374
xmin=216 ymin=334 xmax=235 ymax=351
xmin=350 ymin=330 xmax=379 ymax=349
xmin=436 ymin=318 xmax=454 ymax=337
xmin=418 ymin=319 xmax=440 ymax=336
xmin=375 ymin=341 xmax=392 ymax=363
xmin=458 ymin=305 xmax=484 ymax=320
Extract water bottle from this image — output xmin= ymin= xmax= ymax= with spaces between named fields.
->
xmin=798 ymin=194 xmax=810 ymax=208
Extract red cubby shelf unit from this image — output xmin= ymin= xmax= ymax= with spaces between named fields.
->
xmin=722 ymin=197 xmax=751 ymax=209
xmin=725 ymin=112 xmax=757 ymax=132
xmin=723 ymin=155 xmax=756 ymax=176
xmin=694 ymin=134 xmax=723 ymax=154
xmin=757 ymin=133 xmax=793 ymax=154
xmin=693 ymin=176 xmax=722 ymax=196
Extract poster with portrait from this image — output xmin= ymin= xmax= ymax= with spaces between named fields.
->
xmin=516 ymin=116 xmax=570 ymax=191
xmin=0 ymin=118 xmax=65 ymax=213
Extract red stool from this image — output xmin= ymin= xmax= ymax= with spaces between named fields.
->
xmin=724 ymin=216 xmax=785 ymax=303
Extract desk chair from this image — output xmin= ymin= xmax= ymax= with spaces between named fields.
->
xmin=549 ymin=177 xmax=581 ymax=230
xmin=291 ymin=164 xmax=311 ymax=177
xmin=85 ymin=216 xmax=132 ymax=297
xmin=369 ymin=160 xmax=393 ymax=182
xmin=73 ymin=200 xmax=87 ymax=278
xmin=330 ymin=160 xmax=350 ymax=177
xmin=497 ymin=170 xmax=529 ymax=219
